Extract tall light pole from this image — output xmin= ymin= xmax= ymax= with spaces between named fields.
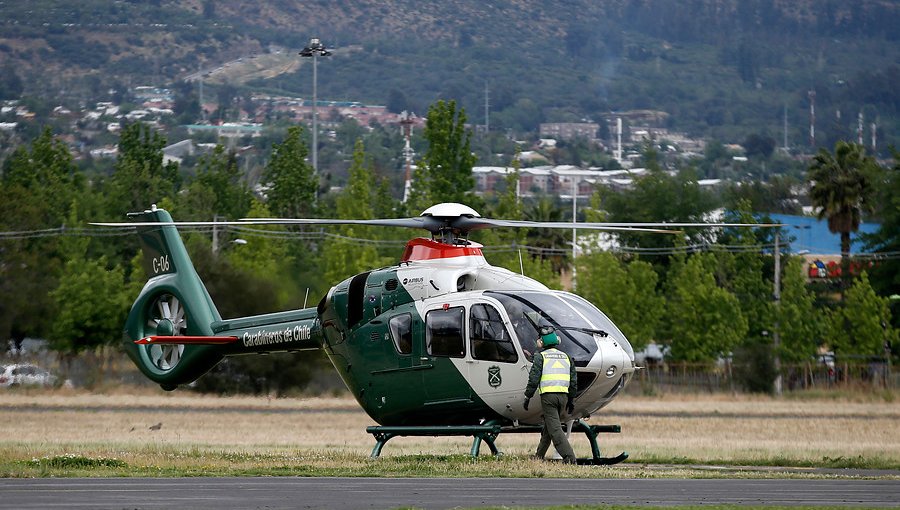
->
xmin=299 ymin=37 xmax=331 ymax=174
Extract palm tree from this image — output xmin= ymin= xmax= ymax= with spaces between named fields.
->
xmin=807 ymin=141 xmax=879 ymax=295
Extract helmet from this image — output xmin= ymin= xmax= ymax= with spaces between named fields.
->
xmin=539 ymin=326 xmax=559 ymax=346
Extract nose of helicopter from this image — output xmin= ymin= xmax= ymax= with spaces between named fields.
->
xmin=598 ymin=335 xmax=635 ymax=380
xmin=578 ymin=335 xmax=635 ymax=414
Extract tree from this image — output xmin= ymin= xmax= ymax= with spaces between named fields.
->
xmin=599 ymin=165 xmax=718 ymax=263
xmin=743 ymin=133 xmax=776 ymax=160
xmin=664 ymin=254 xmax=748 ymax=362
xmin=49 ymin=254 xmax=131 ymax=354
xmin=2 ymin=127 xmax=82 ymax=226
xmin=49 ymin=208 xmax=131 ymax=354
xmin=263 ymin=126 xmax=317 ymax=218
xmin=863 ymin=149 xmax=900 ymax=311
xmin=825 ymin=272 xmax=897 ymax=357
xmin=807 ymin=141 xmax=879 ymax=295
xmin=0 ymin=128 xmax=82 ymax=347
xmin=322 ymin=140 xmax=389 ymax=283
xmin=108 ymin=122 xmax=180 ymax=214
xmin=577 ymin=251 xmax=663 ymax=350
xmin=777 ymin=257 xmax=822 ymax=363
xmin=478 ymin=160 xmax=561 ymax=290
xmin=407 ymin=100 xmax=479 ymax=211
xmin=176 ymin=144 xmax=252 ymax=221
xmin=0 ymin=63 xmax=23 ymax=100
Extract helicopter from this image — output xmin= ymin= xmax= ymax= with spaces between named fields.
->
xmin=95 ymin=202 xmax=770 ymax=463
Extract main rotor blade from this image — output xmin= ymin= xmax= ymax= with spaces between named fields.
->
xmin=90 ymin=220 xmax=253 ymax=227
xmin=452 ymin=217 xmax=681 ymax=234
xmin=596 ymin=222 xmax=785 ymax=228
xmin=90 ymin=218 xmax=428 ymax=229
xmin=237 ymin=217 xmax=427 ymax=229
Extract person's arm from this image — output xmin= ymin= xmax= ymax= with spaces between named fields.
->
xmin=524 ymin=352 xmax=543 ymax=398
xmin=568 ymin=354 xmax=577 ymax=400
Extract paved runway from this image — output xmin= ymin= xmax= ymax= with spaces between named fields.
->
xmin=2 ymin=477 xmax=898 ymax=509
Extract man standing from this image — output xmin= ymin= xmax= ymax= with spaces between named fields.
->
xmin=523 ymin=326 xmax=577 ymax=463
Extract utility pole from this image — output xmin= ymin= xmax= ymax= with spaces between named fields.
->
xmin=484 ymin=81 xmax=490 ymax=135
xmin=783 ymin=103 xmax=788 ymax=151
xmin=808 ymin=90 xmax=816 ymax=149
xmin=399 ymin=111 xmax=415 ymax=203
xmin=571 ymin=175 xmax=577 ymax=291
xmin=299 ymin=37 xmax=332 ymax=175
xmin=212 ymin=215 xmax=221 ymax=255
xmin=773 ymin=230 xmax=783 ymax=396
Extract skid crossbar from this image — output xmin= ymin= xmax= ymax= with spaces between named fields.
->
xmin=366 ymin=420 xmax=627 ymax=465
xmin=366 ymin=425 xmax=502 ymax=458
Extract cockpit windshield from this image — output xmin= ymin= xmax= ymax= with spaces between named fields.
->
xmin=488 ymin=291 xmax=634 ymax=364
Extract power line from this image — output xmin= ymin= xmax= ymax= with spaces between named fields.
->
xmin=2 ymin=226 xmax=900 ymax=260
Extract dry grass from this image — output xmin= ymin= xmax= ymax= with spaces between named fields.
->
xmin=0 ymin=389 xmax=898 ymax=477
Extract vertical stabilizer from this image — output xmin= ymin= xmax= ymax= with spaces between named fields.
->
xmin=123 ymin=206 xmax=224 ymax=390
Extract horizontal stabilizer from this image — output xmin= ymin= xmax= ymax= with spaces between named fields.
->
xmin=135 ymin=335 xmax=239 ymax=345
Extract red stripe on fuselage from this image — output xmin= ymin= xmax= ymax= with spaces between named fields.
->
xmin=401 ymin=238 xmax=484 ymax=262
xmin=135 ymin=336 xmax=239 ymax=345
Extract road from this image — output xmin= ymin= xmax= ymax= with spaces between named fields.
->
xmin=1 ymin=477 xmax=898 ymax=509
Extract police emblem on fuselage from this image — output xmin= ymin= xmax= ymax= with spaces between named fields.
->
xmin=487 ymin=365 xmax=502 ymax=388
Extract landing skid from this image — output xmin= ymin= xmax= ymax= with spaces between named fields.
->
xmin=366 ymin=419 xmax=627 ymax=465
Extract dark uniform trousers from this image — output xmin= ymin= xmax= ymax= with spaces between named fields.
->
xmin=535 ymin=392 xmax=576 ymax=463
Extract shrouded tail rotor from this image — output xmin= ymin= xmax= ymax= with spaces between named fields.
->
xmin=145 ymin=294 xmax=186 ymax=371
xmin=122 ymin=207 xmax=225 ymax=390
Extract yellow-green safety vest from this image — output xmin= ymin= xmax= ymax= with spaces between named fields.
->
xmin=539 ymin=348 xmax=571 ymax=394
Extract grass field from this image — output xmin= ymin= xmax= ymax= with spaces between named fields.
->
xmin=0 ymin=388 xmax=897 ymax=479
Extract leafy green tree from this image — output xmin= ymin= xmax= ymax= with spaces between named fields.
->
xmin=713 ymin=202 xmax=774 ymax=342
xmin=322 ymin=140 xmax=389 ymax=283
xmin=176 ymin=145 xmax=252 ymax=220
xmin=49 ymin=254 xmax=131 ymax=354
xmin=49 ymin=209 xmax=131 ymax=354
xmin=224 ymin=199 xmax=295 ymax=308
xmin=577 ymin=251 xmax=663 ymax=349
xmin=479 ymin=161 xmax=561 ymax=290
xmin=664 ymin=253 xmax=748 ymax=362
xmin=2 ymin=127 xmax=82 ymax=226
xmin=777 ymin=257 xmax=822 ymax=363
xmin=825 ymin=272 xmax=897 ymax=357
xmin=863 ymin=149 xmax=900 ymax=310
xmin=0 ymin=63 xmax=23 ymax=100
xmin=807 ymin=141 xmax=880 ymax=294
xmin=407 ymin=100 xmax=479 ymax=211
xmin=108 ymin=122 xmax=180 ymax=214
xmin=0 ymin=128 xmax=82 ymax=347
xmin=263 ymin=125 xmax=317 ymax=218
xmin=599 ymin=165 xmax=718 ymax=262
xmin=523 ymin=196 xmax=571 ymax=273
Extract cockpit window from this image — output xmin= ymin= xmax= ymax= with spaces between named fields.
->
xmin=470 ymin=303 xmax=518 ymax=363
xmin=558 ymin=293 xmax=634 ymax=360
xmin=488 ymin=291 xmax=607 ymax=364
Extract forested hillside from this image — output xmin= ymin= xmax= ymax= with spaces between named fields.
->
xmin=1 ymin=0 xmax=897 ymax=150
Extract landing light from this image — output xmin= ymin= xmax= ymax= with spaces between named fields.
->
xmin=606 ymin=365 xmax=617 ymax=377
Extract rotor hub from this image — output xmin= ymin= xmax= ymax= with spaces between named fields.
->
xmin=156 ymin=318 xmax=175 ymax=337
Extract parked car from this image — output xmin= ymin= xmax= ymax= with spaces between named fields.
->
xmin=0 ymin=364 xmax=58 ymax=388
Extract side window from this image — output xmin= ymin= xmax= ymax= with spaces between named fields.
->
xmin=389 ymin=313 xmax=413 ymax=354
xmin=470 ymin=304 xmax=518 ymax=363
xmin=425 ymin=306 xmax=465 ymax=358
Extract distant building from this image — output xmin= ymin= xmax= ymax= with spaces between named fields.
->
xmin=472 ymin=165 xmax=650 ymax=197
xmin=539 ymin=122 xmax=599 ymax=141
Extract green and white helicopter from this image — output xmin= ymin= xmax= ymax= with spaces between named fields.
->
xmin=96 ymin=202 xmax=765 ymax=463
